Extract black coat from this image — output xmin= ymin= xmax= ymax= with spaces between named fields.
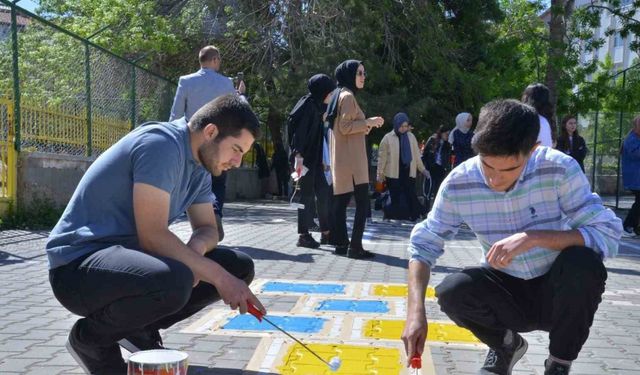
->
xmin=288 ymin=96 xmax=324 ymax=168
xmin=556 ymin=135 xmax=587 ymax=172
xmin=422 ymin=136 xmax=452 ymax=173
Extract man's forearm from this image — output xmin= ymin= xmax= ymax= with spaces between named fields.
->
xmin=528 ymin=229 xmax=584 ymax=251
xmin=408 ymin=260 xmax=431 ymax=315
xmin=187 ymin=225 xmax=219 ymax=255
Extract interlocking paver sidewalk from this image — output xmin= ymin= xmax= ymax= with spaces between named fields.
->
xmin=1 ymin=201 xmax=639 ymax=374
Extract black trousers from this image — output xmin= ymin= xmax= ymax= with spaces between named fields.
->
xmin=332 ymin=183 xmax=369 ymax=248
xmin=385 ymin=177 xmax=422 ymax=220
xmin=623 ymin=189 xmax=640 ymax=230
xmin=435 ymin=246 xmax=606 ymax=361
xmin=49 ymin=246 xmax=254 ymax=347
xmin=297 ymin=166 xmax=331 ymax=234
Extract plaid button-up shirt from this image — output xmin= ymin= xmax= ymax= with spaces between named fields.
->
xmin=408 ymin=147 xmax=622 ymax=280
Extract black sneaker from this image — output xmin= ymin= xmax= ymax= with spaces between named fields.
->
xmin=347 ymin=246 xmax=375 ymax=259
xmin=479 ymin=332 xmax=528 ymax=374
xmin=66 ymin=321 xmax=127 ymax=374
xmin=118 ymin=329 xmax=164 ymax=353
xmin=297 ymin=234 xmax=320 ymax=249
xmin=334 ymin=245 xmax=348 ymax=255
xmin=320 ymin=233 xmax=331 ymax=245
xmin=544 ymin=359 xmax=570 ymax=375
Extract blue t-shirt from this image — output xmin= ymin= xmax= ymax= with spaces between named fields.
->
xmin=46 ymin=119 xmax=215 ymax=269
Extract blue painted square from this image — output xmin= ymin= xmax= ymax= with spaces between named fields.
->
xmin=262 ymin=281 xmax=345 ymax=294
xmin=222 ymin=315 xmax=326 ymax=333
xmin=315 ymin=299 xmax=389 ymax=313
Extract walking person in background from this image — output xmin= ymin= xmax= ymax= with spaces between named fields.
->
xmin=448 ymin=112 xmax=474 ymax=168
xmin=271 ymin=143 xmax=290 ymax=199
xmin=621 ymin=115 xmax=640 ymax=237
xmin=377 ymin=112 xmax=428 ymax=221
xmin=556 ymin=115 xmax=587 ymax=173
xmin=422 ymin=125 xmax=451 ymax=211
xmin=288 ymin=74 xmax=336 ymax=248
xmin=253 ymin=142 xmax=271 ymax=198
xmin=326 ymin=59 xmax=383 ymax=259
xmin=521 ymin=83 xmax=554 ymax=148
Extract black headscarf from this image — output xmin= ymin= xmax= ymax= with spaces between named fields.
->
xmin=325 ymin=59 xmax=362 ymax=130
xmin=308 ymin=74 xmax=336 ymax=106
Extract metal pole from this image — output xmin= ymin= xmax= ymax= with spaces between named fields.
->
xmin=85 ymin=43 xmax=92 ymax=157
xmin=591 ymin=109 xmax=599 ymax=190
xmin=614 ymin=70 xmax=626 ymax=209
xmin=10 ymin=3 xmax=21 ymax=152
xmin=131 ymin=65 xmax=137 ymax=130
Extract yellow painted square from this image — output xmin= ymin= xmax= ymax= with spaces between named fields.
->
xmin=278 ymin=343 xmax=403 ymax=374
xmin=363 ymin=319 xmax=480 ymax=344
xmin=371 ymin=284 xmax=436 ymax=299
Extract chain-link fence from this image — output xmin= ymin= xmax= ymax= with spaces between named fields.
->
xmin=0 ymin=1 xmax=176 ymax=202
xmin=0 ymin=1 xmax=175 ymax=158
xmin=573 ymin=64 xmax=640 ymax=209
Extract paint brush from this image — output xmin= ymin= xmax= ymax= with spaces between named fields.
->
xmin=247 ymin=303 xmax=341 ymax=371
xmin=410 ymin=353 xmax=422 ymax=374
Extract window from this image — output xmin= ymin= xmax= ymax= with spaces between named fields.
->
xmin=614 ymin=32 xmax=624 ymax=48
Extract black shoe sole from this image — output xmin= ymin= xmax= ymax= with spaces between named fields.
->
xmin=66 ymin=339 xmax=92 ymax=375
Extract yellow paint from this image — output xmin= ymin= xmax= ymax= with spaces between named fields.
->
xmin=371 ymin=284 xmax=436 ymax=299
xmin=278 ymin=343 xmax=403 ymax=375
xmin=363 ymin=320 xmax=480 ymax=343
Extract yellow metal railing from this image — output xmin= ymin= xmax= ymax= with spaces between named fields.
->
xmin=19 ymin=99 xmax=130 ymax=155
xmin=0 ymin=96 xmax=17 ymax=205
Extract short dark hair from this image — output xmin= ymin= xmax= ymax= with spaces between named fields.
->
xmin=190 ymin=94 xmax=261 ymax=141
xmin=472 ymin=99 xmax=539 ymax=156
xmin=198 ymin=46 xmax=220 ymax=64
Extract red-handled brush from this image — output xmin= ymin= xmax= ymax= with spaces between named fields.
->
xmin=247 ymin=303 xmax=341 ymax=371
xmin=410 ymin=353 xmax=422 ymax=374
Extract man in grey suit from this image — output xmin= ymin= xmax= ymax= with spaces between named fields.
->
xmin=170 ymin=45 xmax=247 ymax=243
xmin=170 ymin=45 xmax=244 ymax=122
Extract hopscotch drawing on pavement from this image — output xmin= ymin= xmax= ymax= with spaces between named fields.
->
xmin=183 ymin=279 xmax=483 ymax=374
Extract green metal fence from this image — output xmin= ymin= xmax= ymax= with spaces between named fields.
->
xmin=0 ymin=0 xmax=176 ymax=159
xmin=574 ymin=63 xmax=640 ymax=209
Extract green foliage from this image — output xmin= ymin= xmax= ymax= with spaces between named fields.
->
xmin=0 ymin=197 xmax=64 ymax=230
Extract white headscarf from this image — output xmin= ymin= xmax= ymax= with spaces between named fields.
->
xmin=448 ymin=112 xmax=472 ymax=145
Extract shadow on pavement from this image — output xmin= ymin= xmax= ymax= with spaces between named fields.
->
xmin=188 ymin=366 xmax=277 ymax=374
xmin=605 ymin=266 xmax=640 ymax=277
xmin=223 ymin=245 xmax=317 ymax=263
xmin=0 ymin=249 xmax=46 ymax=266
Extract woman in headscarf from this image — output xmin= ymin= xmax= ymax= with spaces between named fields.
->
xmin=288 ymin=74 xmax=336 ymax=249
xmin=449 ymin=112 xmax=474 ymax=168
xmin=326 ymin=59 xmax=384 ymax=259
xmin=521 ymin=83 xmax=555 ymax=148
xmin=377 ymin=112 xmax=428 ymax=221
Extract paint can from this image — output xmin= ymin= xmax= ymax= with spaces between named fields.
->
xmin=127 ymin=349 xmax=188 ymax=375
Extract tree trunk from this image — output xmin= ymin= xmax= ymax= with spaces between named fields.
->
xmin=545 ymin=0 xmax=575 ymax=109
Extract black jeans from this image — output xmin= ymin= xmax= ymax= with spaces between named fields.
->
xmin=435 ymin=246 xmax=606 ymax=361
xmin=623 ymin=189 xmax=640 ymax=230
xmin=49 ymin=245 xmax=254 ymax=347
xmin=297 ymin=166 xmax=331 ymax=234
xmin=332 ymin=183 xmax=369 ymax=248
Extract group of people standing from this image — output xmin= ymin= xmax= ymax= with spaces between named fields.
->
xmin=289 ymin=59 xmax=383 ymax=259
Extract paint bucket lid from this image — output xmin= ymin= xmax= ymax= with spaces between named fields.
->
xmin=128 ymin=349 xmax=188 ymax=364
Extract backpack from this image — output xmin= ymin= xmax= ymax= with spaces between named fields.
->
xmin=286 ymin=94 xmax=313 ymax=151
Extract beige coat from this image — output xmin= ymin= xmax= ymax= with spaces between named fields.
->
xmin=329 ymin=88 xmax=371 ymax=195
xmin=377 ymin=130 xmax=426 ymax=179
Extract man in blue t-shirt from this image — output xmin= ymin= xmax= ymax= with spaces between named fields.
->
xmin=47 ymin=94 xmax=266 ymax=374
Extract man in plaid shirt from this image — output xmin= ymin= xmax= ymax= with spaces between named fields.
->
xmin=402 ymin=99 xmax=622 ymax=375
